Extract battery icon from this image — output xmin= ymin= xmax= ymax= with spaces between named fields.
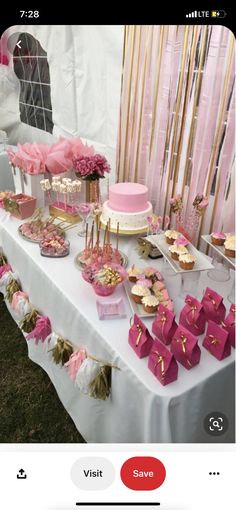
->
xmin=211 ymin=10 xmax=227 ymax=18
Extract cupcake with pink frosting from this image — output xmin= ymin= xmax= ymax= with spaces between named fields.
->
xmin=211 ymin=232 xmax=226 ymax=246
xmin=174 ymin=235 xmax=189 ymax=247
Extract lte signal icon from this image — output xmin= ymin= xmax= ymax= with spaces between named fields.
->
xmin=17 ymin=469 xmax=27 ymax=480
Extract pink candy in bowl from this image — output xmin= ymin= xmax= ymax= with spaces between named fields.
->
xmin=83 ymin=262 xmax=127 ymax=296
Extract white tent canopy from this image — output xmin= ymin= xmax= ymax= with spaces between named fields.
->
xmin=0 ymin=25 xmax=124 ymax=177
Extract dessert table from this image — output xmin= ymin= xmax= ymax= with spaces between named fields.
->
xmin=0 ymin=209 xmax=235 ymax=443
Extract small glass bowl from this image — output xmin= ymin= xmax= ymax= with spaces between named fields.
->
xmin=40 ymin=239 xmax=70 ymax=258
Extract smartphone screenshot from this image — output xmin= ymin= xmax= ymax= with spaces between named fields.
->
xmin=0 ymin=7 xmax=235 ymax=509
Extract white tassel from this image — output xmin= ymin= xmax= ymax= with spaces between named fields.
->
xmin=75 ymin=358 xmax=100 ymax=394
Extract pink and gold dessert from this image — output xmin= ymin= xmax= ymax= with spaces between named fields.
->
xmin=131 ymin=284 xmax=150 ymax=304
xmin=211 ymin=232 xmax=226 ymax=246
xmin=101 ymin=182 xmax=152 ymax=232
xmin=157 ymin=289 xmax=170 ymax=302
xmin=141 ymin=295 xmax=159 ymax=313
xmin=179 ymin=254 xmax=196 ymax=270
xmin=19 ymin=219 xmax=64 ymax=243
xmin=136 ymin=275 xmax=153 ymax=288
xmin=152 ymin=281 xmax=165 ymax=294
xmin=169 ymin=244 xmax=189 ymax=260
xmin=144 ymin=267 xmax=164 ymax=283
xmin=164 ymin=229 xmax=179 ymax=245
xmin=174 ymin=235 xmax=189 ymax=247
xmin=40 ymin=236 xmax=69 ymax=257
xmin=127 ymin=265 xmax=142 ymax=282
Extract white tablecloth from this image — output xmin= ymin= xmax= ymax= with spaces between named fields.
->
xmin=0 ymin=149 xmax=15 ymax=192
xmin=0 ymin=209 xmax=235 ymax=443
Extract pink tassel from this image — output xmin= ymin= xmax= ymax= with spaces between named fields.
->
xmin=11 ymin=291 xmax=29 ymax=310
xmin=26 ymin=316 xmax=52 ymax=344
xmin=65 ymin=349 xmax=87 ymax=381
xmin=0 ymin=264 xmax=12 ymax=279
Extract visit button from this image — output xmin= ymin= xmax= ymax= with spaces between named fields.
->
xmin=120 ymin=456 xmax=166 ymax=490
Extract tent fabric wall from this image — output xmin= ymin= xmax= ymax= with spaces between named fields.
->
xmin=0 ymin=25 xmax=124 ymax=180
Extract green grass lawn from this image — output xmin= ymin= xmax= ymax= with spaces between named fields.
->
xmin=0 ymin=294 xmax=85 ymax=443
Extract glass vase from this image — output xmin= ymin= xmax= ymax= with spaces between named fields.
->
xmin=86 ymin=179 xmax=100 ymax=204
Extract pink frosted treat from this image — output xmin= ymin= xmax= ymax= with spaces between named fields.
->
xmin=211 ymin=232 xmax=226 ymax=246
xmin=136 ymin=275 xmax=153 ymax=288
xmin=40 ymin=236 xmax=69 ymax=256
xmin=174 ymin=235 xmax=189 ymax=247
xmin=152 ymin=281 xmax=165 ymax=294
xmin=144 ymin=267 xmax=164 ymax=283
xmin=158 ymin=289 xmax=170 ymax=302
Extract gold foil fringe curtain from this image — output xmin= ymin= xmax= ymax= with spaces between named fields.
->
xmin=116 ymin=25 xmax=235 ymax=238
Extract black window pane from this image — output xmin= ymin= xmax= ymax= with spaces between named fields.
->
xmin=13 ymin=33 xmax=54 ymax=134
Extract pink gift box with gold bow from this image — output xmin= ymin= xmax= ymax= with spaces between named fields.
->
xmin=202 ymin=320 xmax=231 ymax=360
xmin=201 ymin=287 xmax=226 ymax=324
xmin=128 ymin=313 xmax=153 ymax=358
xmin=221 ymin=304 xmax=235 ymax=348
xmin=171 ymin=325 xmax=201 ymax=370
xmin=179 ymin=294 xmax=206 ymax=335
xmin=148 ymin=339 xmax=178 ymax=385
xmin=152 ymin=303 xmax=177 ymax=345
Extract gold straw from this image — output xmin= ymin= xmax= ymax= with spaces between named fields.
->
xmin=116 ymin=222 xmax=119 ymax=251
xmin=91 ymin=221 xmax=94 ymax=250
xmin=85 ymin=222 xmax=88 ymax=251
xmin=103 ymin=224 xmax=108 ymax=253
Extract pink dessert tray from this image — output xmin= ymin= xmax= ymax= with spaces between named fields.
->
xmin=96 ymin=297 xmax=126 ymax=320
xmin=201 ymin=235 xmax=235 ymax=269
xmin=146 ymin=233 xmax=214 ymax=273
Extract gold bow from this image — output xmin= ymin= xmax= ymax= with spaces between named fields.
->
xmin=157 ymin=312 xmax=167 ymax=335
xmin=136 ymin=324 xmax=143 ymax=346
xmin=186 ymin=300 xmax=198 ymax=325
xmin=154 ymin=351 xmax=165 ymax=377
xmin=207 ymin=293 xmax=217 ymax=309
xmin=176 ymin=334 xmax=187 ymax=353
xmin=129 ymin=317 xmax=143 ymax=346
xmin=208 ymin=334 xmax=220 ymax=345
xmin=3 ymin=197 xmax=20 ymax=215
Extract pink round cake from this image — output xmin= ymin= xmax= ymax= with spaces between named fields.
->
xmin=101 ymin=182 xmax=152 ymax=232
xmin=108 ymin=183 xmax=148 ymax=212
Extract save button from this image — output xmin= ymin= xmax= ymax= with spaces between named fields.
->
xmin=120 ymin=456 xmax=166 ymax=490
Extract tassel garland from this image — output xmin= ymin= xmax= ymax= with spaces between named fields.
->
xmin=49 ymin=338 xmax=73 ymax=365
xmin=89 ymin=365 xmax=112 ymax=400
xmin=20 ymin=308 xmax=39 ymax=333
xmin=5 ymin=279 xmax=22 ymax=303
xmin=0 ymin=254 xmax=7 ymax=266
xmin=26 ymin=316 xmax=52 ymax=344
